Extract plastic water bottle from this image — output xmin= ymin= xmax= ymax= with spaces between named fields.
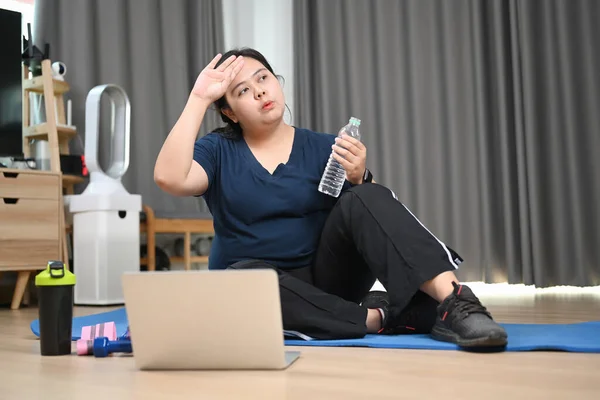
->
xmin=318 ymin=117 xmax=362 ymax=197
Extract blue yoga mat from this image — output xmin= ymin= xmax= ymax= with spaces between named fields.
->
xmin=30 ymin=307 xmax=600 ymax=353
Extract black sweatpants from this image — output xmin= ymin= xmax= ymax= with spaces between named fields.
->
xmin=228 ymin=183 xmax=462 ymax=340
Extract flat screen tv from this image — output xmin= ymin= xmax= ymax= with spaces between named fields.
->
xmin=0 ymin=9 xmax=23 ymax=158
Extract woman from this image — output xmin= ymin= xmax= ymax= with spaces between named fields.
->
xmin=154 ymin=48 xmax=507 ymax=348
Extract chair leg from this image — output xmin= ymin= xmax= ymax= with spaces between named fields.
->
xmin=146 ymin=241 xmax=156 ymax=271
xmin=147 ymin=228 xmax=156 ymax=272
xmin=11 ymin=271 xmax=31 ymax=310
xmin=142 ymin=204 xmax=157 ymax=271
xmin=22 ymin=280 xmax=31 ymax=306
xmin=184 ymin=231 xmax=191 ymax=271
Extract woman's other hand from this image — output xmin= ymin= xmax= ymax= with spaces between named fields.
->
xmin=332 ymin=134 xmax=367 ymax=185
xmin=191 ymin=54 xmax=245 ymax=103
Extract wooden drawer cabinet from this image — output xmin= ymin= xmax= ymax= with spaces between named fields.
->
xmin=0 ymin=198 xmax=61 ymax=268
xmin=0 ymin=171 xmax=59 ymax=200
xmin=0 ymin=169 xmax=62 ymax=309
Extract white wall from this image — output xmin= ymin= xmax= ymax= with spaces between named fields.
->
xmin=0 ymin=0 xmax=34 ymax=33
xmin=222 ymin=0 xmax=295 ymax=123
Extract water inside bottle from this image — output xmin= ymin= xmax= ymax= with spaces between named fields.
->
xmin=318 ymin=117 xmax=362 ymax=197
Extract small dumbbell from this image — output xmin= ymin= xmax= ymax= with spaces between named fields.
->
xmin=93 ymin=337 xmax=133 ymax=358
xmin=174 ymin=236 xmax=213 ymax=257
xmin=76 ymin=322 xmax=117 ymax=356
xmin=194 ymin=237 xmax=213 ymax=256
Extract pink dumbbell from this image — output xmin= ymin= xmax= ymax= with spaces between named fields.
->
xmin=76 ymin=322 xmax=117 ymax=356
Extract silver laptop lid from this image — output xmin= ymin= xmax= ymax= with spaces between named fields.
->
xmin=122 ymin=269 xmax=292 ymax=370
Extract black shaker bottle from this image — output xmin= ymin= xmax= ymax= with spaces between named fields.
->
xmin=35 ymin=260 xmax=76 ymax=356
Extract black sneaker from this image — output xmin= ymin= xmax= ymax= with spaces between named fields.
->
xmin=360 ymin=290 xmax=391 ymax=330
xmin=431 ymin=282 xmax=508 ymax=348
xmin=361 ymin=290 xmax=438 ymax=334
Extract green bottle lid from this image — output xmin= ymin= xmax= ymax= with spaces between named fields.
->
xmin=349 ymin=117 xmax=361 ymax=126
xmin=35 ymin=261 xmax=76 ymax=286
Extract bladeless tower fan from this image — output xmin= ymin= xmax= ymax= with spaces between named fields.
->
xmin=67 ymin=84 xmax=142 ymax=305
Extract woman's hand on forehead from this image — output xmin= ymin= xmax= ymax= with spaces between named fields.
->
xmin=191 ymin=54 xmax=245 ymax=103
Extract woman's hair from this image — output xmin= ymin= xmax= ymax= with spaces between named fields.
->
xmin=211 ymin=47 xmax=281 ymax=140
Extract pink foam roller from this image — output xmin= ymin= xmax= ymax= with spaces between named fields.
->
xmin=80 ymin=322 xmax=117 ymax=341
xmin=80 ymin=326 xmax=93 ymax=341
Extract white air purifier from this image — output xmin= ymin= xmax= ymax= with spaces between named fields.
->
xmin=66 ymin=84 xmax=142 ymax=305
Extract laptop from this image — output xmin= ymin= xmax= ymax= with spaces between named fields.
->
xmin=121 ymin=269 xmax=301 ymax=370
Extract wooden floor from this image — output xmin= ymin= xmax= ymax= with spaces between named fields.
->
xmin=1 ymin=291 xmax=600 ymax=399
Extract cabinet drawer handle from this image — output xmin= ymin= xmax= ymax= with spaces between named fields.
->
xmin=2 ymin=198 xmax=19 ymax=205
xmin=2 ymin=172 xmax=18 ymax=178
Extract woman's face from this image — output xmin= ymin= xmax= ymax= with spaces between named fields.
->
xmin=222 ymin=57 xmax=286 ymax=131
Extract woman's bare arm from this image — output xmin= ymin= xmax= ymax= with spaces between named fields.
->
xmin=154 ymin=96 xmax=211 ymax=196
xmin=154 ymin=54 xmax=244 ymax=197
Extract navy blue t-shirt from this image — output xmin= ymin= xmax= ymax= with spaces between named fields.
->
xmin=193 ymin=127 xmax=350 ymax=270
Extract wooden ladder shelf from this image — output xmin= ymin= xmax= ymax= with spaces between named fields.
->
xmin=21 ymin=59 xmax=84 ymax=270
